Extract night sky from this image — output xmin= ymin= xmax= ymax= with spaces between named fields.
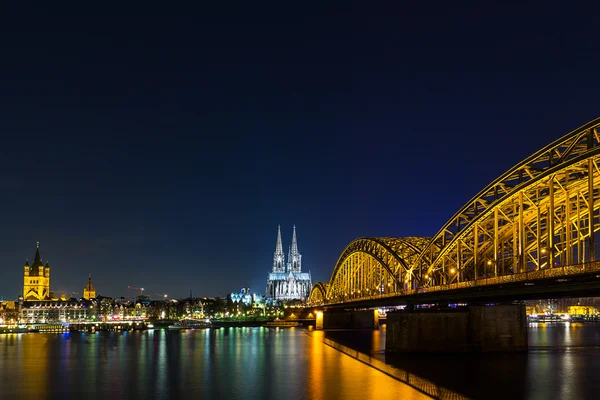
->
xmin=1 ymin=2 xmax=598 ymax=299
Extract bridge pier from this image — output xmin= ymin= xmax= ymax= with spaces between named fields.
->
xmin=386 ymin=304 xmax=527 ymax=353
xmin=317 ymin=309 xmax=379 ymax=330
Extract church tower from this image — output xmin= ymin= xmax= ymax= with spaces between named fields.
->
xmin=272 ymin=225 xmax=285 ymax=273
xmin=22 ymin=242 xmax=51 ymax=301
xmin=83 ymin=273 xmax=96 ymax=300
xmin=287 ymin=225 xmax=302 ymax=273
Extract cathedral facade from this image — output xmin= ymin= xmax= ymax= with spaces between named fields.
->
xmin=265 ymin=225 xmax=312 ymax=302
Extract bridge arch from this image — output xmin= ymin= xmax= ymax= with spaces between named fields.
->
xmin=324 ymin=237 xmax=429 ymax=303
xmin=307 ymin=282 xmax=329 ymax=305
xmin=415 ymin=117 xmax=600 ymax=289
xmin=314 ymin=118 xmax=600 ymax=305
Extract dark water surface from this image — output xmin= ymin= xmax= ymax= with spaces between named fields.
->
xmin=326 ymin=322 xmax=600 ymax=400
xmin=0 ymin=327 xmax=428 ymax=400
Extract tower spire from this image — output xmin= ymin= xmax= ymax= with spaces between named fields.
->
xmin=289 ymin=225 xmax=301 ymax=273
xmin=291 ymin=225 xmax=298 ymax=255
xmin=272 ymin=225 xmax=285 ymax=273
xmin=32 ymin=243 xmax=43 ymax=268
xmin=276 ymin=225 xmax=283 ymax=254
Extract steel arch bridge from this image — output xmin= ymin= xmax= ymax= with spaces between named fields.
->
xmin=308 ymin=118 xmax=600 ymax=306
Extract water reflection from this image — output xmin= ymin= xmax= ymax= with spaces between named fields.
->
xmin=0 ymin=328 xmax=428 ymax=399
xmin=326 ymin=323 xmax=600 ymax=400
xmin=17 ymin=334 xmax=49 ymax=397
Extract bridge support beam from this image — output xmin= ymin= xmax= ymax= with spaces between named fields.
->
xmin=318 ymin=309 xmax=379 ymax=330
xmin=386 ymin=304 xmax=527 ymax=353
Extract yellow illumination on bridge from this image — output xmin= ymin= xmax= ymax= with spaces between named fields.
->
xmin=308 ymin=118 xmax=600 ymax=306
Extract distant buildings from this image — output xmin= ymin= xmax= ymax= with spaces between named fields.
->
xmin=231 ymin=287 xmax=253 ymax=306
xmin=265 ymin=225 xmax=312 ymax=302
xmin=230 ymin=287 xmax=266 ymax=308
xmin=569 ymin=305 xmax=597 ymax=315
xmin=18 ymin=243 xmax=100 ymax=324
xmin=0 ymin=301 xmax=18 ymax=324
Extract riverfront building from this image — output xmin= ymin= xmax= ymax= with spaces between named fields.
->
xmin=20 ymin=299 xmax=92 ymax=324
xmin=265 ymin=226 xmax=312 ymax=302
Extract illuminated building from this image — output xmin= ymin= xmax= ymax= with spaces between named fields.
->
xmin=20 ymin=299 xmax=93 ymax=324
xmin=569 ymin=305 xmax=597 ymax=315
xmin=83 ymin=274 xmax=96 ymax=299
xmin=0 ymin=301 xmax=18 ymax=325
xmin=265 ymin=225 xmax=312 ymax=301
xmin=231 ymin=288 xmax=253 ymax=306
xmin=22 ymin=242 xmax=56 ymax=301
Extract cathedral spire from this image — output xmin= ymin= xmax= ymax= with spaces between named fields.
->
xmin=275 ymin=225 xmax=283 ymax=254
xmin=291 ymin=225 xmax=299 ymax=255
xmin=288 ymin=225 xmax=302 ymax=273
xmin=272 ymin=225 xmax=285 ymax=273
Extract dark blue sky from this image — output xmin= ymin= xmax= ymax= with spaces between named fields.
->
xmin=0 ymin=2 xmax=598 ymax=299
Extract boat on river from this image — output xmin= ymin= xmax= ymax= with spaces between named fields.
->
xmin=0 ymin=325 xmax=28 ymax=334
xmin=167 ymin=319 xmax=211 ymax=330
xmin=264 ymin=320 xmax=300 ymax=328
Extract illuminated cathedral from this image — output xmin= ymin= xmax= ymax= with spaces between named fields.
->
xmin=265 ymin=225 xmax=312 ymax=302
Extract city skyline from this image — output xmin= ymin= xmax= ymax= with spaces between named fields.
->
xmin=1 ymin=3 xmax=599 ymax=298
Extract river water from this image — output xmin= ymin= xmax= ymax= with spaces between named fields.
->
xmin=326 ymin=322 xmax=600 ymax=400
xmin=1 ymin=324 xmax=598 ymax=400
xmin=0 ymin=327 xmax=427 ymax=400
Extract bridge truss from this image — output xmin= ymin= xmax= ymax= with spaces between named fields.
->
xmin=309 ymin=118 xmax=600 ymax=306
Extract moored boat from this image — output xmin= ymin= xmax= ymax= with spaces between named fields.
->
xmin=264 ymin=321 xmax=300 ymax=328
xmin=168 ymin=319 xmax=211 ymax=330
xmin=0 ymin=325 xmax=28 ymax=334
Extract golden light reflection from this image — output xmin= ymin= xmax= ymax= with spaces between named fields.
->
xmin=20 ymin=334 xmax=49 ymax=397
xmin=308 ymin=330 xmax=325 ymax=400
xmin=307 ymin=331 xmax=430 ymax=400
xmin=371 ymin=328 xmax=382 ymax=352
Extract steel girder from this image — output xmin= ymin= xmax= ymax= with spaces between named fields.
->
xmin=309 ymin=118 xmax=600 ymax=306
xmin=419 ymin=117 xmax=600 ymax=288
xmin=307 ymin=282 xmax=329 ymax=305
xmin=323 ymin=237 xmax=429 ymax=304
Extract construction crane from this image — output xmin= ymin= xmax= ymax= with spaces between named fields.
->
xmin=127 ymin=286 xmax=145 ymax=296
xmin=155 ymin=293 xmax=168 ymax=299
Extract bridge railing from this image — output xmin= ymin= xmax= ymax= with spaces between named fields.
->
xmin=322 ymin=259 xmax=600 ymax=305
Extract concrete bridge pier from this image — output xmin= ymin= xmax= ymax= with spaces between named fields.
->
xmin=386 ymin=304 xmax=527 ymax=353
xmin=316 ymin=309 xmax=379 ymax=330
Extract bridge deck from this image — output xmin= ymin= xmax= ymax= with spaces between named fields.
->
xmin=320 ymin=260 xmax=600 ymax=309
